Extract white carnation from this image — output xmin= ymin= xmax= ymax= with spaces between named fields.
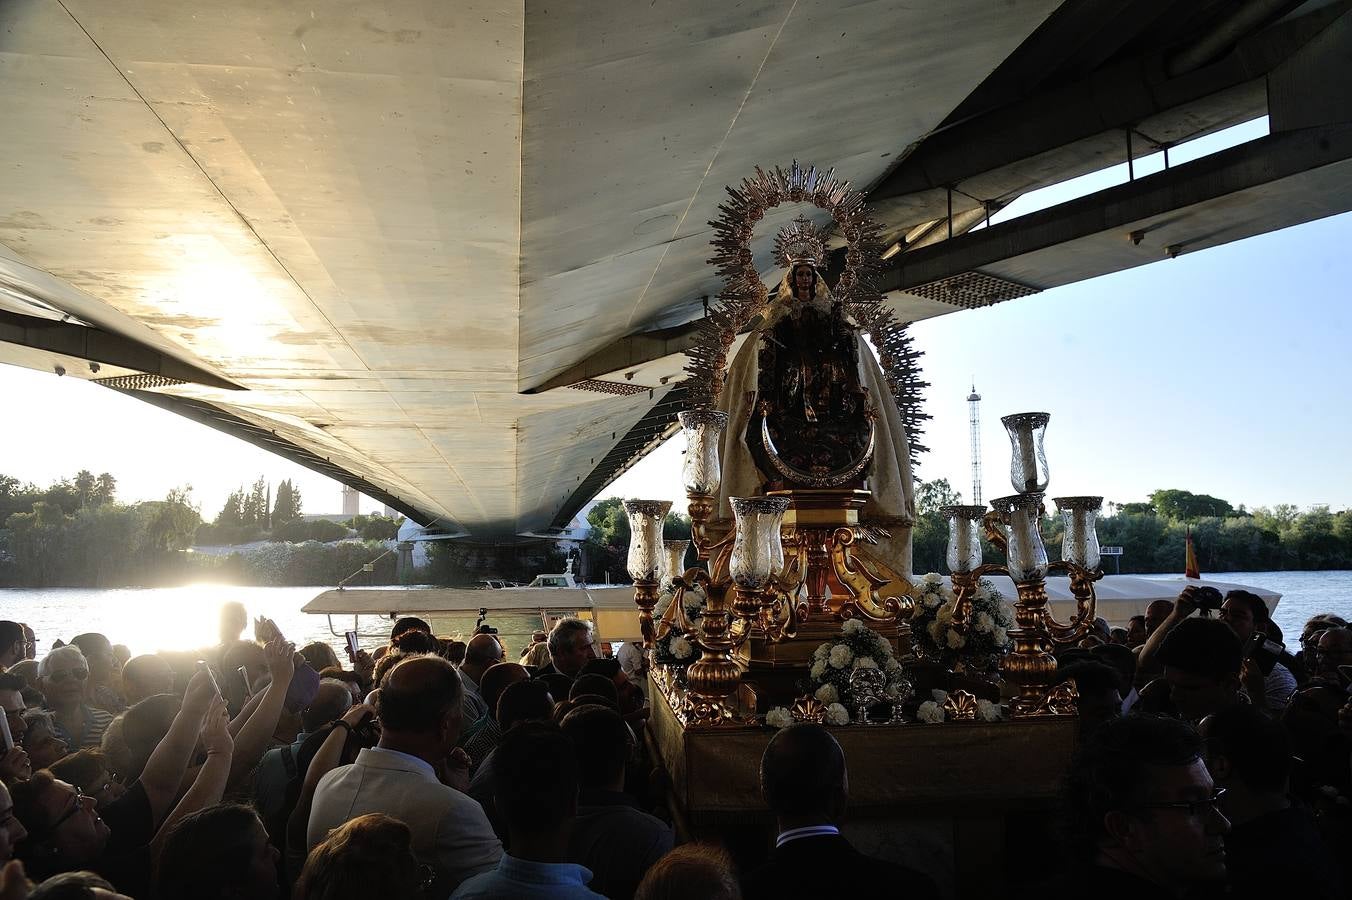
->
xmin=814 ymin=642 xmax=831 ymax=661
xmin=974 ymin=583 xmax=992 ymax=601
xmin=946 ymin=629 xmax=966 ymax=650
xmin=885 ymin=658 xmax=902 ymax=674
xmin=829 ymin=644 xmax=854 ymax=669
xmin=923 ymin=593 xmax=942 ymax=609
xmin=852 ymin=656 xmax=878 ymax=670
xmin=814 ymin=683 xmax=839 ymax=704
xmin=973 ymin=612 xmax=994 ymax=633
xmin=935 ymin=605 xmax=953 ymax=625
xmin=940 ymin=587 xmax=957 ymax=603
xmin=671 ymin=637 xmax=694 ymax=660
xmin=842 ymin=618 xmax=866 ymax=636
xmin=765 ymin=707 xmax=793 ymax=729
xmin=923 ymin=572 xmax=943 ymax=585
xmin=810 ymin=659 xmax=827 ymax=680
xmin=824 ymin=703 xmax=850 ymax=726
xmin=917 ymin=701 xmax=945 ymax=724
xmin=931 ymin=689 xmax=949 ymax=703
xmin=976 ymin=699 xmax=1002 ymax=722
xmin=993 ymin=626 xmax=1009 ymax=646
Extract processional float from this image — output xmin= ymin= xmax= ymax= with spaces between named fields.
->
xmin=620 ymin=164 xmax=1110 ymax=895
xmin=624 ymin=162 xmax=1104 ymax=725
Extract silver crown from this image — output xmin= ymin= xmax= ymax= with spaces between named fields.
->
xmin=774 ymin=214 xmax=828 ymax=269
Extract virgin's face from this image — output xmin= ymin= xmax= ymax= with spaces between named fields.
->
xmin=792 ymin=265 xmax=814 ymax=295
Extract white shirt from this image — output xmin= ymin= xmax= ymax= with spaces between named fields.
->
xmin=309 ymin=747 xmax=502 ymax=893
xmin=617 ymin=642 xmax=646 ymax=679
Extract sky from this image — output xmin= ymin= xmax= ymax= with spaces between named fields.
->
xmin=3 ymin=118 xmax=1350 ymax=523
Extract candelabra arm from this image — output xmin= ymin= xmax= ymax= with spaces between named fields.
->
xmin=948 ymin=563 xmax=1008 ymax=628
xmin=982 ymin=509 xmax=1009 ymax=555
xmin=1043 ymin=561 xmax=1101 ymax=644
xmin=686 ymin=491 xmax=735 ymax=562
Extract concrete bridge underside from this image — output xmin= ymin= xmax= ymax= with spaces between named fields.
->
xmin=2 ymin=0 xmax=1350 ymax=539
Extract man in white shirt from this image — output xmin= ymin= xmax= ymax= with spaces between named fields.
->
xmin=308 ymin=655 xmax=502 ymax=894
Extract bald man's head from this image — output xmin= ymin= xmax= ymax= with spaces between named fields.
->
xmin=463 ymin=634 xmax=505 ymax=677
xmin=303 ymin=679 xmax=355 ymax=732
xmin=761 ymin=723 xmax=848 ymax=822
xmin=378 ymin=655 xmax=463 ymax=735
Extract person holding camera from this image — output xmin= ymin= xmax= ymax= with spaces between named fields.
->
xmin=1218 ymin=590 xmax=1298 ymax=713
xmin=1139 ymin=586 xmax=1289 ymax=717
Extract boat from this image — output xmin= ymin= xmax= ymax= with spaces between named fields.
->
xmin=961 ymin=573 xmax=1281 ymax=628
xmin=303 ymin=581 xmax=641 ymax=646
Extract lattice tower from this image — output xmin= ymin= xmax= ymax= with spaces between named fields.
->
xmin=967 ymin=384 xmax=983 ymax=505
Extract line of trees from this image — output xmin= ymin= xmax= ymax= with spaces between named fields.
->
xmin=0 ymin=471 xmax=406 ymax=587
xmin=911 ymin=481 xmax=1352 ymax=575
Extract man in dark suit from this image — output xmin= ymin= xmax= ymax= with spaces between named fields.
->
xmin=533 ymin=618 xmax=597 ymax=702
xmin=741 ymin=723 xmax=940 ymax=900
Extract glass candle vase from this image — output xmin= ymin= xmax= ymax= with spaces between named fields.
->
xmin=1053 ymin=496 xmax=1102 ymax=570
xmin=623 ymin=500 xmax=672 ymax=582
xmin=662 ymin=539 xmax=690 ymax=592
xmin=941 ymin=505 xmax=987 ymax=574
xmin=991 ymin=493 xmax=1048 ymax=582
xmin=1002 ymin=412 xmax=1050 ymax=494
xmin=729 ymin=496 xmax=790 ymax=590
xmin=678 ymin=410 xmax=728 ymax=496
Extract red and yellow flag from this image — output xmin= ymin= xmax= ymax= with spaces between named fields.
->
xmin=1184 ymin=526 xmax=1201 ymax=579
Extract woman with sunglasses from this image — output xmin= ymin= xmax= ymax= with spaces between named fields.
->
xmin=37 ymin=648 xmax=114 ymax=752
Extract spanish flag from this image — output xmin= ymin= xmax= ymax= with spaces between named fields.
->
xmin=1185 ymin=526 xmax=1201 ymax=579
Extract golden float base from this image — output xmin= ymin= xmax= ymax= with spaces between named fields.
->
xmin=646 ymin=673 xmax=1078 ymax=897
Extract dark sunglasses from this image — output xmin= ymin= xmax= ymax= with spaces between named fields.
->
xmin=48 ymin=669 xmax=88 ymax=683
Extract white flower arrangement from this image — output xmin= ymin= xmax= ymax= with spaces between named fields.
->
xmin=909 ymin=574 xmax=1014 ymax=662
xmin=765 ymin=707 xmax=793 ymax=729
xmin=828 ymin=644 xmax=854 ymax=669
xmin=916 ymin=701 xmax=945 ymax=724
xmin=809 ymin=619 xmax=910 ymax=716
xmin=653 ymin=628 xmax=697 ymax=668
xmin=976 ymin=699 xmax=1003 ymax=722
xmin=824 ymin=703 xmax=850 ymax=726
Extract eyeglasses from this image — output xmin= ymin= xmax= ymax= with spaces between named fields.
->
xmin=1133 ymin=788 xmax=1226 ymax=818
xmin=48 ymin=669 xmax=88 ymax=683
xmin=42 ymin=789 xmax=90 ymax=837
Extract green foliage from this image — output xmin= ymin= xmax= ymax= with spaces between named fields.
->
xmin=271 ymin=518 xmax=350 ymax=544
xmin=271 ymin=479 xmax=302 ymax=527
xmin=1148 ymin=489 xmax=1235 ymax=521
xmin=345 ymin=513 xmax=402 ymax=541
xmin=228 ymin=540 xmax=395 ymax=586
xmin=1 ymin=485 xmax=201 ymax=587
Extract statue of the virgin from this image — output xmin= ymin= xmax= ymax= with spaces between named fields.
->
xmin=712 ymin=215 xmax=917 ymax=575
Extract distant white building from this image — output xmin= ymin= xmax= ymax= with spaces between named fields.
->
xmin=341 ymin=485 xmax=360 ymax=518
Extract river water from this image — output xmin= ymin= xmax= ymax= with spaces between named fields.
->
xmin=2 ymin=570 xmax=1350 ymax=660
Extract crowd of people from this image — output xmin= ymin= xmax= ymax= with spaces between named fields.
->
xmin=0 ymin=584 xmax=1347 ymax=899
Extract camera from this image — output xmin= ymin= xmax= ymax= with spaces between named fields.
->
xmin=1245 ymin=631 xmax=1286 ymax=676
xmin=474 ymin=607 xmax=498 ymax=635
xmin=1192 ymin=586 xmax=1224 ymax=611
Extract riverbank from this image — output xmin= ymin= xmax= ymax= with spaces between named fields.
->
xmin=2 ymin=570 xmax=1348 ymax=661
